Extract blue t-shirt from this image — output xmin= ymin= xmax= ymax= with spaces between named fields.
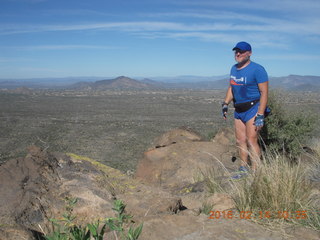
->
xmin=230 ymin=61 xmax=268 ymax=104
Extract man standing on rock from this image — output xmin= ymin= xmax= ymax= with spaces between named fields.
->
xmin=222 ymin=41 xmax=269 ymax=179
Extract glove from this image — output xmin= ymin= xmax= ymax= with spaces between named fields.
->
xmin=254 ymin=114 xmax=264 ymax=127
xmin=221 ymin=102 xmax=228 ymax=119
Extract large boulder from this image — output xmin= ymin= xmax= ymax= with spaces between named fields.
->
xmin=212 ymin=127 xmax=236 ymax=146
xmin=0 ymin=146 xmax=184 ymax=239
xmin=0 ymin=146 xmax=117 ymax=236
xmin=135 ymin=128 xmax=238 ymax=191
xmin=0 ymin=146 xmax=62 ymax=229
xmin=151 ymin=126 xmax=202 ymax=148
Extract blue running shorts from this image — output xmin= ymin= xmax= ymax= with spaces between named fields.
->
xmin=234 ymin=103 xmax=259 ymax=123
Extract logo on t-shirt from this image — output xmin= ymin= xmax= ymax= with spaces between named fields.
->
xmin=230 ymin=75 xmax=246 ymax=86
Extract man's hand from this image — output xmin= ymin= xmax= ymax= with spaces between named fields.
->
xmin=221 ymin=102 xmax=228 ymax=119
xmin=254 ymin=114 xmax=264 ymax=130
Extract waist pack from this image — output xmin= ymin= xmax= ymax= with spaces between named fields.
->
xmin=234 ymin=99 xmax=259 ymax=113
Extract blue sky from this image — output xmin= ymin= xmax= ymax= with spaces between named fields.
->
xmin=1 ymin=0 xmax=320 ymax=79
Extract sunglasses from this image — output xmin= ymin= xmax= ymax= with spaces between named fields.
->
xmin=234 ymin=49 xmax=247 ymax=54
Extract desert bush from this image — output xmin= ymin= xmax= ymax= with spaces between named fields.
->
xmin=106 ymin=199 xmax=143 ymax=240
xmin=232 ymin=151 xmax=320 ymax=230
xmin=202 ymin=151 xmax=320 ymax=230
xmin=232 ymin=152 xmax=311 ymax=213
xmin=44 ymin=198 xmax=143 ymax=240
xmin=260 ymin=90 xmax=316 ymax=158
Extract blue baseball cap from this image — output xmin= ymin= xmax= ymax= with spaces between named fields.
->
xmin=232 ymin=41 xmax=252 ymax=51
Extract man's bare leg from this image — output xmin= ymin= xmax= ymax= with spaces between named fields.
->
xmin=234 ymin=119 xmax=249 ymax=168
xmin=246 ymin=117 xmax=261 ymax=170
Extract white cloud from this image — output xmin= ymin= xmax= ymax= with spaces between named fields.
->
xmin=1 ymin=19 xmax=318 ymax=35
xmin=1 ymin=0 xmax=319 ymax=51
xmin=40 ymin=9 xmax=114 ymax=17
xmin=144 ymin=9 xmax=320 ymax=36
xmin=1 ymin=20 xmax=316 ymax=51
xmin=175 ymin=0 xmax=320 ymax=14
xmin=11 ymin=45 xmax=120 ymax=51
xmin=145 ymin=10 xmax=276 ymax=24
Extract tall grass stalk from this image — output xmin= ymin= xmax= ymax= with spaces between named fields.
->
xmin=202 ymin=149 xmax=320 ymax=230
xmin=234 ymin=152 xmax=311 ymax=213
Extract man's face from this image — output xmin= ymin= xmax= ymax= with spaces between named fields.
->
xmin=234 ymin=49 xmax=251 ymax=64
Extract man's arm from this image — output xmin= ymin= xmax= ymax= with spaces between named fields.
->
xmin=257 ymin=81 xmax=268 ymax=115
xmin=223 ymin=85 xmax=233 ymax=104
xmin=221 ymin=85 xmax=233 ymax=119
xmin=221 ymin=86 xmax=233 ymax=119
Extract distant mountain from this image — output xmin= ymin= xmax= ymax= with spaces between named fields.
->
xmin=140 ymin=78 xmax=167 ymax=88
xmin=0 ymin=77 xmax=105 ymax=89
xmin=71 ymin=76 xmax=161 ymax=90
xmin=269 ymin=75 xmax=320 ymax=91
xmin=147 ymin=75 xmax=229 ymax=83
xmin=70 ymin=76 xmax=229 ymax=90
xmin=0 ymin=80 xmax=43 ymax=89
xmin=150 ymin=75 xmax=320 ymax=91
xmin=1 ymin=74 xmax=319 ymax=91
xmin=140 ymin=74 xmax=320 ymax=91
xmin=140 ymin=77 xmax=229 ymax=89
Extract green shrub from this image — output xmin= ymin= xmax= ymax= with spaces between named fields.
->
xmin=200 ymin=202 xmax=214 ymax=215
xmin=44 ymin=198 xmax=143 ymax=240
xmin=105 ymin=199 xmax=143 ymax=240
xmin=260 ymin=90 xmax=316 ymax=158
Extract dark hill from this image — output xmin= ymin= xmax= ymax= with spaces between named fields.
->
xmin=269 ymin=75 xmax=320 ymax=91
xmin=72 ymin=76 xmax=160 ymax=90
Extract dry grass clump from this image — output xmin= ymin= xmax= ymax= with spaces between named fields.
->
xmin=202 ymin=150 xmax=320 ymax=231
xmin=310 ymin=138 xmax=320 ymax=156
xmin=197 ymin=166 xmax=226 ymax=194
xmin=234 ymin=153 xmax=310 ymax=213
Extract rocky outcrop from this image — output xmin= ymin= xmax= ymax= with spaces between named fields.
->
xmin=151 ymin=126 xmax=203 ymax=148
xmin=0 ymin=146 xmax=61 ymax=229
xmin=135 ymin=127 xmax=238 ymax=192
xmin=0 ymin=146 xmax=184 ymax=239
xmin=0 ymin=128 xmax=319 ymax=240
